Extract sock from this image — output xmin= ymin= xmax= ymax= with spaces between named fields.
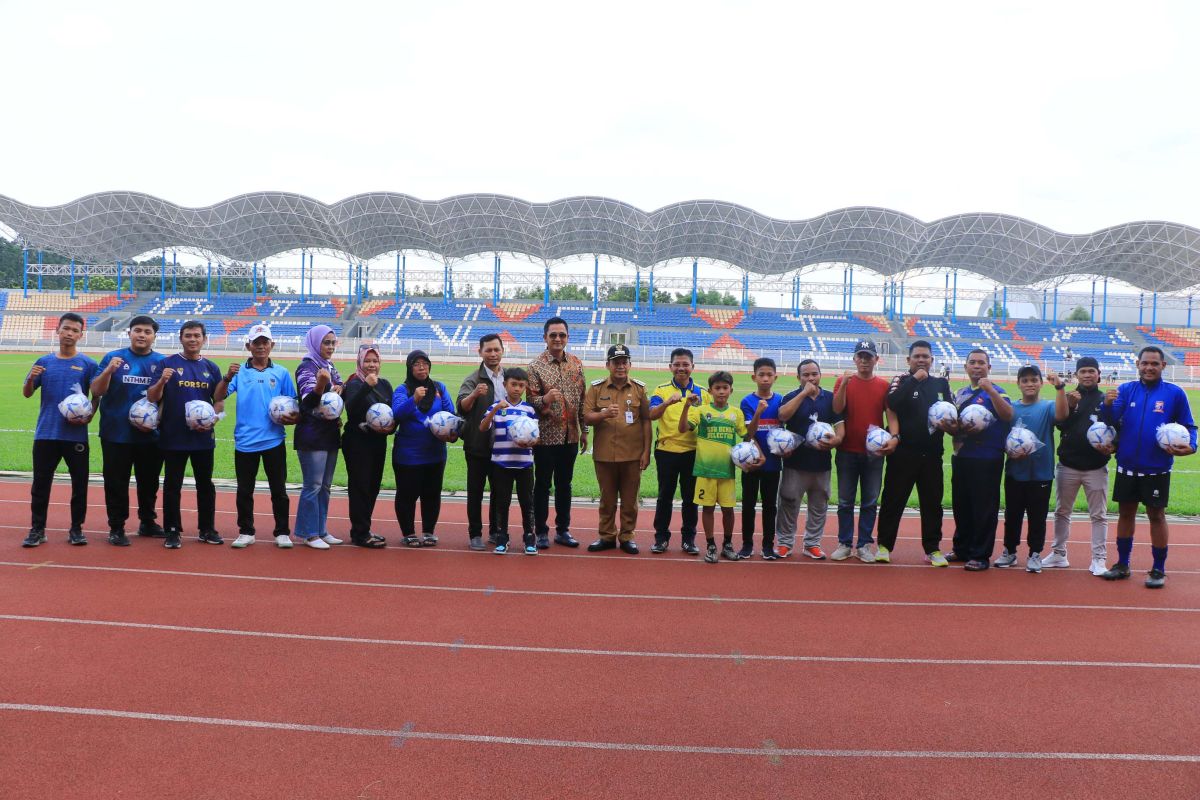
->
xmin=1116 ymin=536 xmax=1134 ymax=567
xmin=1151 ymin=546 xmax=1168 ymax=573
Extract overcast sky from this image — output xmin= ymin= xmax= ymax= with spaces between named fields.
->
xmin=4 ymin=0 xmax=1198 ymax=234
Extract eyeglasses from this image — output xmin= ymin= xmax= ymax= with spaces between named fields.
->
xmin=547 ymin=333 xmax=567 ymax=339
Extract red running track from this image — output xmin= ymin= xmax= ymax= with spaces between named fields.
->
xmin=2 ymin=479 xmax=1199 ymax=798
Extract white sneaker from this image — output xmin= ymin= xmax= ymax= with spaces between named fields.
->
xmin=994 ymin=549 xmax=1017 ymax=568
xmin=305 ymin=537 xmax=330 ymax=550
xmin=275 ymin=534 xmax=294 ymax=549
xmin=856 ymin=546 xmax=875 ymax=563
xmin=1089 ymin=557 xmax=1108 ymax=576
xmin=231 ymin=534 xmax=256 ymax=548
xmin=830 ymin=544 xmax=853 ymax=561
xmin=1041 ymin=551 xmax=1070 ymax=569
xmin=1026 ymin=552 xmax=1043 ymax=573
xmin=320 ymin=534 xmax=343 ymax=545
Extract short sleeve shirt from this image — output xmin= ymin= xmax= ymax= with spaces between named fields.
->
xmin=159 ymin=353 xmax=221 ymax=451
xmin=1006 ymin=399 xmax=1056 ymax=482
xmin=687 ymin=403 xmax=747 ymax=480
xmin=832 ymin=375 xmax=889 ymax=455
xmin=650 ymin=379 xmax=711 ymax=453
xmin=585 ymin=378 xmax=650 ymax=463
xmin=488 ymin=401 xmax=536 ymax=469
xmin=954 ymin=385 xmax=1011 ymax=460
xmin=781 ymin=387 xmax=843 ymax=472
xmin=740 ymin=392 xmax=783 ymax=472
xmin=97 ymin=347 xmax=167 ymax=444
xmin=31 ymin=353 xmax=99 ymax=443
xmin=226 ymin=360 xmax=297 ymax=453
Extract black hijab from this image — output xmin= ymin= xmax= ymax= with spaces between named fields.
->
xmin=404 ymin=349 xmax=437 ymax=413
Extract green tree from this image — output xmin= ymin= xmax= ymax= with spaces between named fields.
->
xmin=985 ymin=303 xmax=1008 ymax=318
xmin=1067 ymin=306 xmax=1091 ymax=322
xmin=801 ymin=294 xmax=815 ymax=310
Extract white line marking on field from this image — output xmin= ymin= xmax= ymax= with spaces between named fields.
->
xmin=1 ymin=703 xmax=1197 ymax=763
xmin=3 ymin=561 xmax=1197 ymax=614
xmin=2 ymin=613 xmax=1193 ymax=671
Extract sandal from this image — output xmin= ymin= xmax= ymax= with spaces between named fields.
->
xmin=352 ymin=534 xmax=387 ymax=549
xmin=403 ymin=535 xmax=422 ymax=548
xmin=421 ymin=533 xmax=438 ymax=547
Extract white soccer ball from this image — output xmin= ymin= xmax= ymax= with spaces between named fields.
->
xmin=928 ymin=401 xmax=958 ymax=432
xmin=505 ymin=414 xmax=540 ymax=447
xmin=268 ymin=395 xmax=300 ymax=424
xmin=184 ymin=400 xmax=217 ymax=431
xmin=365 ymin=403 xmax=394 ymax=433
xmin=1086 ymin=421 xmax=1116 ymax=450
xmin=1156 ymin=422 xmax=1191 ymax=451
xmin=765 ymin=428 xmax=800 ymax=457
xmin=128 ymin=398 xmax=159 ymax=432
xmin=805 ymin=420 xmax=835 ymax=449
xmin=426 ymin=410 xmax=463 ymax=438
xmin=315 ymin=391 xmax=344 ymax=421
xmin=58 ymin=392 xmax=93 ymax=423
xmin=730 ymin=441 xmax=762 ymax=471
xmin=865 ymin=426 xmax=893 ymax=455
xmin=1005 ymin=426 xmax=1040 ymax=458
xmin=959 ymin=404 xmax=995 ymax=435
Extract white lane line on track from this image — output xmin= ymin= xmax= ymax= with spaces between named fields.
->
xmin=3 ymin=613 xmax=1196 ymax=671
xmin=3 ymin=561 xmax=1197 ymax=614
xmin=1 ymin=703 xmax=1197 ymax=763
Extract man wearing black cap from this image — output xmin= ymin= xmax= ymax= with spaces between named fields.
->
xmin=583 ymin=345 xmax=650 ymax=553
xmin=1048 ymin=356 xmax=1114 ymax=575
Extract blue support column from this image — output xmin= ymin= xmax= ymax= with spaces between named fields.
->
xmin=363 ymin=261 xmax=368 ymax=299
xmin=593 ymin=256 xmax=599 ymax=311
xmin=1152 ymin=292 xmax=1158 ymax=330
xmin=22 ymin=247 xmax=28 ymax=298
xmin=172 ymin=251 xmax=177 ymax=295
xmin=217 ymin=264 xmax=223 ymax=296
xmin=308 ymin=256 xmax=314 ymax=297
xmin=115 ymin=260 xmax=121 ymax=299
xmin=69 ymin=259 xmax=76 ymax=299
xmin=846 ymin=268 xmax=854 ymax=319
xmin=160 ymin=249 xmax=166 ymax=299
xmin=206 ymin=261 xmax=212 ymax=301
xmin=951 ymin=270 xmax=958 ymax=322
xmin=944 ymin=272 xmax=949 ymax=316
xmin=1138 ymin=293 xmax=1144 ymax=326
xmin=634 ymin=269 xmax=641 ymax=313
xmin=300 ymin=251 xmax=306 ymax=302
xmin=37 ymin=251 xmax=43 ymax=292
xmin=1002 ymin=286 xmax=1008 ymax=323
xmin=1102 ymin=278 xmax=1108 ymax=327
xmin=648 ymin=270 xmax=655 ymax=314
xmin=493 ymin=256 xmax=500 ymax=306
xmin=350 ymin=261 xmax=356 ymax=306
xmin=898 ymin=281 xmax=905 ymax=320
xmin=543 ymin=268 xmax=550 ymax=305
xmin=400 ymin=254 xmax=406 ymax=301
xmin=742 ymin=272 xmax=749 ymax=312
xmin=690 ymin=259 xmax=698 ymax=312
xmin=1041 ymin=288 xmax=1047 ymax=321
xmin=1188 ymin=296 xmax=1193 ymax=329
xmin=1052 ymin=285 xmax=1059 ymax=326
xmin=83 ymin=264 xmax=89 ymax=294
xmin=254 ymin=262 xmax=260 ymax=301
xmin=1090 ymin=280 xmax=1096 ymax=321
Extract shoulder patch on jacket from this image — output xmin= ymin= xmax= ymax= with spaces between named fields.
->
xmin=591 ymin=378 xmax=606 ymax=385
xmin=631 ymin=378 xmax=645 ymax=387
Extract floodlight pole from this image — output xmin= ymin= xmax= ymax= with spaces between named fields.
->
xmin=69 ymin=259 xmax=75 ymax=299
xmin=593 ymin=257 xmax=599 ymax=311
xmin=22 ymin=247 xmax=28 ymax=298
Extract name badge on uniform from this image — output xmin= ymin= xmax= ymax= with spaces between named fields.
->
xmin=625 ymin=411 xmax=634 ymax=424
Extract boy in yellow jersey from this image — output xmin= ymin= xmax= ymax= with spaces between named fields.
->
xmin=679 ymin=371 xmax=765 ymax=563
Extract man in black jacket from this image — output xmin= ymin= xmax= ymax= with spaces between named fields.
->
xmin=1048 ymin=356 xmax=1115 ymax=575
xmin=875 ymin=340 xmax=954 ymax=564
xmin=457 ymin=333 xmax=506 ymax=550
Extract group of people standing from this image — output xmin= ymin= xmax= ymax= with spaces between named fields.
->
xmin=21 ymin=312 xmax=1197 ymax=588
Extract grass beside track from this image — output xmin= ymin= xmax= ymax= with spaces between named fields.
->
xmin=2 ymin=353 xmax=1198 ymax=515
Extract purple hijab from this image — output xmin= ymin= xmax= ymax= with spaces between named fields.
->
xmin=305 ymin=325 xmax=335 ymax=371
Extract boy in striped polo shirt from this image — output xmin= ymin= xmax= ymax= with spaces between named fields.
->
xmin=481 ymin=367 xmax=538 ymax=555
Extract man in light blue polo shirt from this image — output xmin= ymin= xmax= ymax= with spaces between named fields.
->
xmin=214 ymin=324 xmax=299 ymax=548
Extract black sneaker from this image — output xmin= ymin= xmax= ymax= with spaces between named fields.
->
xmin=68 ymin=527 xmax=87 ymax=546
xmin=721 ymin=543 xmax=741 ymax=561
xmin=650 ymin=541 xmax=667 ymax=554
xmin=761 ymin=549 xmax=780 ymax=561
xmin=1145 ymin=569 xmax=1167 ymax=589
xmin=164 ymin=531 xmax=182 ymax=549
xmin=737 ymin=547 xmax=754 ymax=560
xmin=198 ymin=530 xmax=224 ymax=546
xmin=681 ymin=541 xmax=700 ymax=555
xmin=22 ymin=528 xmax=47 ymax=548
xmin=137 ymin=522 xmax=166 ymax=538
xmin=1102 ymin=563 xmax=1131 ymax=581
xmin=108 ymin=529 xmax=131 ymax=547
xmin=704 ymin=543 xmax=719 ymax=563
xmin=535 ymin=534 xmax=550 ymax=550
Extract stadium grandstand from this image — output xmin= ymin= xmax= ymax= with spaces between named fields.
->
xmin=2 ymin=191 xmax=1200 ymax=378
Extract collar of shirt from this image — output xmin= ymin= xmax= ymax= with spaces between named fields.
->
xmin=540 ymin=349 xmax=571 ymax=364
xmin=672 ymin=378 xmax=696 ymax=393
xmin=244 ymin=358 xmax=274 ymax=371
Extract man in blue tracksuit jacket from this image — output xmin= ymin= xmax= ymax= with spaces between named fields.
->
xmin=1102 ymin=346 xmax=1196 ymax=588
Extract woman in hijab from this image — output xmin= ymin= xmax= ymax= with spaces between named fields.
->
xmin=391 ymin=349 xmax=456 ymax=547
xmin=341 ymin=344 xmax=393 ymax=548
xmin=294 ymin=325 xmax=343 ymax=549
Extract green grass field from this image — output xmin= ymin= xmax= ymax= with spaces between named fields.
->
xmin=5 ymin=353 xmax=1199 ymax=515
